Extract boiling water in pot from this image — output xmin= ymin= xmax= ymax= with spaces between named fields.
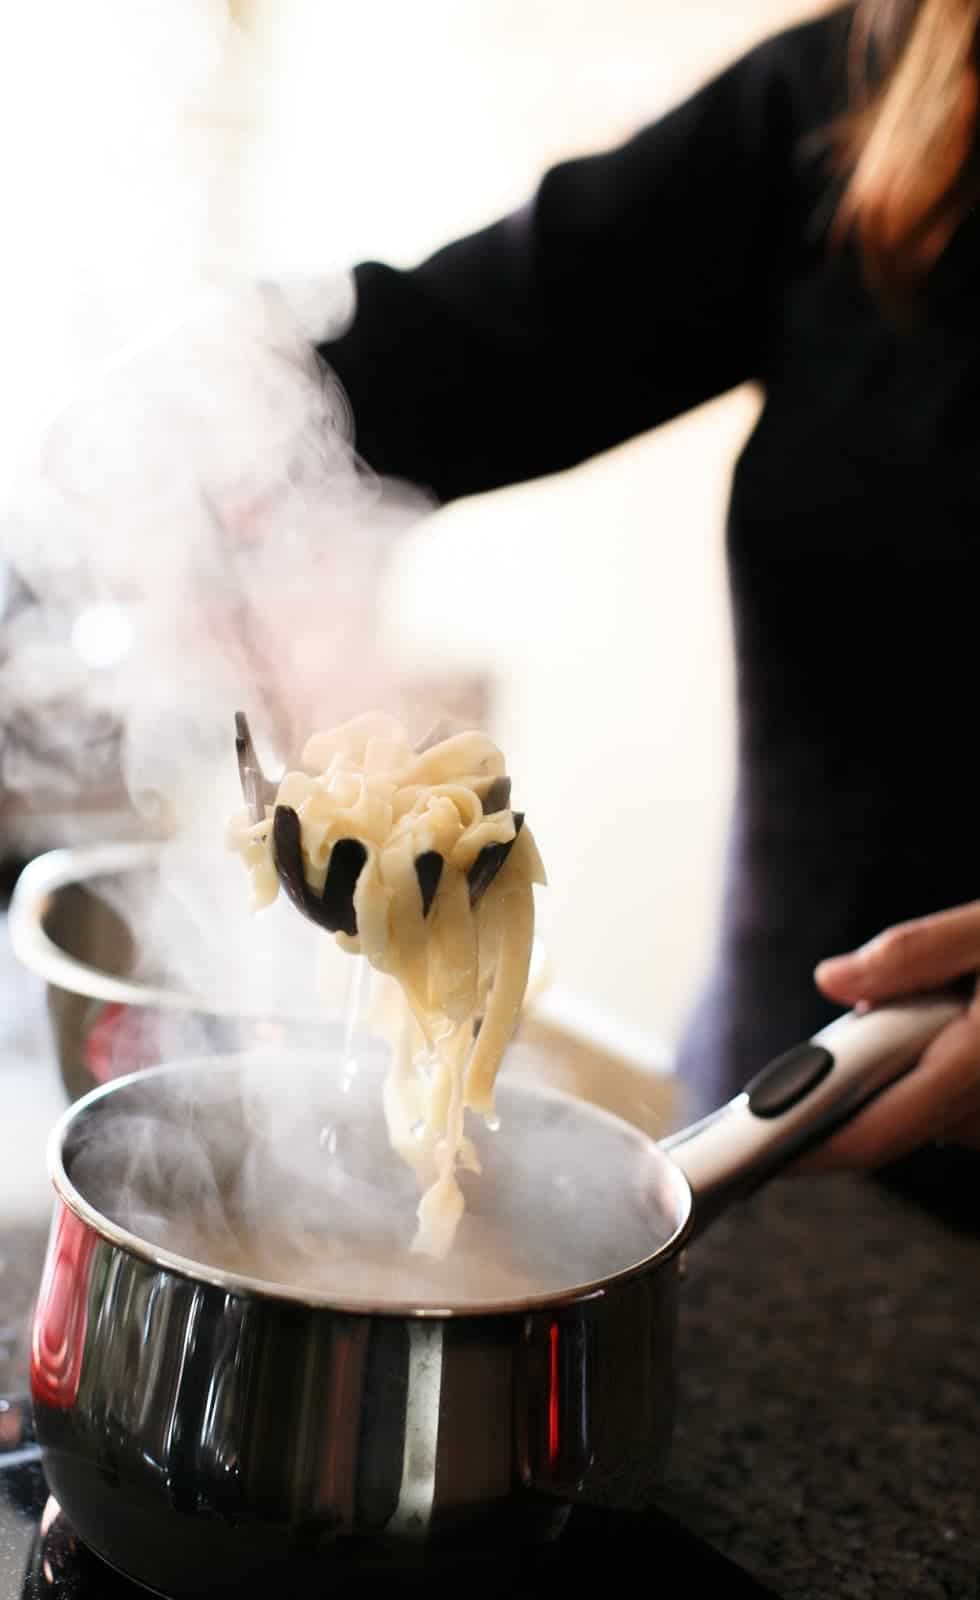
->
xmin=63 ymin=1054 xmax=687 ymax=1311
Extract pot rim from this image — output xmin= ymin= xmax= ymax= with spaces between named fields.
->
xmin=9 ymin=843 xmax=323 ymax=1020
xmin=47 ymin=1056 xmax=695 ymax=1320
xmin=9 ymin=843 xmax=550 ymax=1024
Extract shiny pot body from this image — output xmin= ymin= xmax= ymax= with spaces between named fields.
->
xmin=32 ymin=1198 xmax=681 ymax=1597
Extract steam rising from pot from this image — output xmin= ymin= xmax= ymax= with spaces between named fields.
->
xmin=64 ymin=1055 xmax=679 ymax=1309
xmin=0 ymin=1 xmax=440 ymax=1021
xmin=0 ymin=3 xmax=539 ymax=1297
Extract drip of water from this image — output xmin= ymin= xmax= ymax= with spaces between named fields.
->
xmin=339 ymin=953 xmax=370 ymax=1093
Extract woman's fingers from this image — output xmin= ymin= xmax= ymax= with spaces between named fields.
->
xmin=802 ymin=902 xmax=980 ymax=1172
xmin=815 ymin=901 xmax=980 ymax=1007
xmin=798 ymin=981 xmax=980 ymax=1172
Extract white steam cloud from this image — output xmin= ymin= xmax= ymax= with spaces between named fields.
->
xmin=0 ymin=2 xmax=519 ymax=1302
xmin=0 ymin=1 xmax=444 ymax=1021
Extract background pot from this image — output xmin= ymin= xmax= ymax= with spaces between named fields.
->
xmin=8 ymin=842 xmax=677 ymax=1133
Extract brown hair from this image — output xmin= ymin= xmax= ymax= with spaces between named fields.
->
xmin=834 ymin=0 xmax=980 ymax=303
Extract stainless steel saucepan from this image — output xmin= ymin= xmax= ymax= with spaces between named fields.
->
xmin=30 ymin=993 xmax=961 ymax=1597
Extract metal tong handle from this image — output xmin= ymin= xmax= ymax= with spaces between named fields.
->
xmin=235 ymin=711 xmax=279 ymax=825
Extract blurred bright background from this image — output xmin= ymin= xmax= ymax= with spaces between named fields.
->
xmin=246 ymin=0 xmax=821 ymax=1052
xmin=0 ymin=0 xmax=821 ymax=1074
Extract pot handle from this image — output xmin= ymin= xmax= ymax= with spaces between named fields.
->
xmin=661 ymin=993 xmax=966 ymax=1236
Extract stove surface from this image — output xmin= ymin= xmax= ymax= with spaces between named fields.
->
xmin=0 ymin=1396 xmax=778 ymax=1598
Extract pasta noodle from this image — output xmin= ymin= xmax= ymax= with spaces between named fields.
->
xmin=227 ymin=712 xmax=546 ymax=1257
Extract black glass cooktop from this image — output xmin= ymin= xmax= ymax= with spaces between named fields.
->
xmin=0 ymin=1396 xmax=778 ymax=1598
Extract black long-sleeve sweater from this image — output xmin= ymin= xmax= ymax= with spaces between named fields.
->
xmin=319 ymin=6 xmax=980 ymax=1115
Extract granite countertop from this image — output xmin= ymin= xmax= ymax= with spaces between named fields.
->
xmin=658 ymin=1158 xmax=980 ymax=1599
xmin=1 ymin=913 xmax=978 ymax=1599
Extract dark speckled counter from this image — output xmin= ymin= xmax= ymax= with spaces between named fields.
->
xmin=658 ymin=1161 xmax=980 ymax=1599
xmin=3 ymin=1164 xmax=978 ymax=1597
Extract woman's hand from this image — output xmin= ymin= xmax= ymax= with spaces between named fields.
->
xmin=799 ymin=903 xmax=980 ymax=1172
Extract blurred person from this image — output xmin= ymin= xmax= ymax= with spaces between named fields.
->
xmin=314 ymin=0 xmax=980 ymax=1177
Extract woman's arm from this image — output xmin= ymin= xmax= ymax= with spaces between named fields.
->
xmin=318 ymin=14 xmax=845 ymax=504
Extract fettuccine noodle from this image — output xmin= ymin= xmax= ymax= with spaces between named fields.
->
xmin=228 ymin=712 xmax=546 ymax=1257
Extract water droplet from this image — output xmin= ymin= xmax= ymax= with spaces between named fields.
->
xmin=319 ymin=1125 xmax=338 ymax=1155
xmin=484 ymin=1114 xmax=501 ymax=1133
xmin=410 ymin=1120 xmax=426 ymax=1141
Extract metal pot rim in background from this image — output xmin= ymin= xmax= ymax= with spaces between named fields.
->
xmin=8 ymin=842 xmax=552 ymax=1024
xmin=9 ymin=842 xmax=331 ymax=1020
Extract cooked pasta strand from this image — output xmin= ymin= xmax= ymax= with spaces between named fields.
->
xmin=228 ymin=712 xmax=544 ymax=1256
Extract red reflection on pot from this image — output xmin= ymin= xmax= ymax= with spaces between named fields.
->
xmin=31 ymin=1208 xmax=97 ymax=1410
xmin=84 ymin=1001 xmax=167 ymax=1083
xmin=547 ymin=1320 xmax=561 ymax=1469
